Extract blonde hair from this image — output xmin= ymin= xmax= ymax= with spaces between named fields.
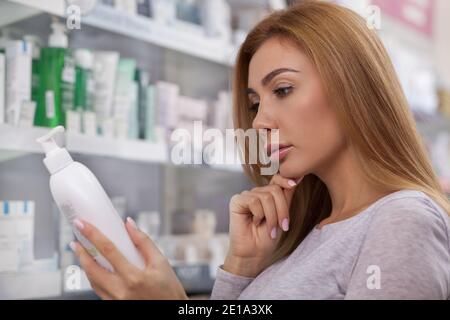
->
xmin=233 ymin=1 xmax=450 ymax=264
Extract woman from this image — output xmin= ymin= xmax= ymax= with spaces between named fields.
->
xmin=71 ymin=1 xmax=450 ymax=299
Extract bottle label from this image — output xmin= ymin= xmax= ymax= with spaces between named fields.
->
xmin=62 ymin=56 xmax=75 ymax=112
xmin=62 ymin=62 xmax=75 ymax=84
xmin=45 ymin=90 xmax=55 ymax=118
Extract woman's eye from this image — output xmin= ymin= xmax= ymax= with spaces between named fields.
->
xmin=273 ymin=86 xmax=293 ymax=98
xmin=249 ymin=102 xmax=260 ymax=112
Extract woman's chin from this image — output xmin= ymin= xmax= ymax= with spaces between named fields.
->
xmin=279 ymin=161 xmax=305 ymax=180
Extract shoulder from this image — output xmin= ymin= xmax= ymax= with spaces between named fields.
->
xmin=366 ymin=190 xmax=450 ymax=249
xmin=345 ymin=190 xmax=450 ymax=299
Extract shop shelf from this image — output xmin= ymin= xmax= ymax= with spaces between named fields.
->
xmin=4 ymin=0 xmax=239 ymax=67
xmin=0 ymin=124 xmax=168 ymax=164
xmin=66 ymin=131 xmax=168 ymax=163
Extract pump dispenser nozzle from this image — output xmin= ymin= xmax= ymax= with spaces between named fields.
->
xmin=49 ymin=20 xmax=68 ymax=48
xmin=37 ymin=126 xmax=73 ymax=174
xmin=36 ymin=126 xmax=65 ymax=154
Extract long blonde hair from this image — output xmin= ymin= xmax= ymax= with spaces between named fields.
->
xmin=233 ymin=1 xmax=450 ymax=264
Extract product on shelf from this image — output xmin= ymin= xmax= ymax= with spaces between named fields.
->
xmin=101 ymin=0 xmax=115 ymax=6
xmin=34 ymin=21 xmax=75 ymax=128
xmin=136 ymin=0 xmax=153 ymax=17
xmin=155 ymin=81 xmax=180 ymax=131
xmin=192 ymin=209 xmax=217 ymax=238
xmin=18 ymin=100 xmax=36 ymax=127
xmin=201 ymin=0 xmax=231 ymax=41
xmin=113 ymin=58 xmax=138 ymax=139
xmin=176 ymin=0 xmax=202 ymax=25
xmin=213 ymin=90 xmax=233 ymax=132
xmin=83 ymin=111 xmax=97 ymax=136
xmin=24 ymin=35 xmax=42 ymax=110
xmin=0 ymin=16 xmax=233 ymax=148
xmin=176 ymin=95 xmax=208 ymax=124
xmin=93 ymin=50 xmax=119 ymax=132
xmin=145 ymin=84 xmax=157 ymax=141
xmin=5 ymin=40 xmax=32 ymax=126
xmin=136 ymin=211 xmax=161 ymax=239
xmin=68 ymin=49 xmax=96 ymax=134
xmin=115 ymin=0 xmax=137 ymax=14
xmin=157 ymin=232 xmax=229 ymax=275
xmin=0 ymin=201 xmax=35 ymax=273
xmin=0 ymin=201 xmax=19 ymax=273
xmin=151 ymin=0 xmax=177 ymax=24
xmin=0 ymin=51 xmax=4 ymax=124
xmin=135 ymin=69 xmax=150 ymax=140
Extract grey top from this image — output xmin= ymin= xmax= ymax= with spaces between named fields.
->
xmin=210 ymin=190 xmax=450 ymax=300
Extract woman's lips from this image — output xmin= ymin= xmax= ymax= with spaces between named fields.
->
xmin=268 ymin=145 xmax=294 ymax=162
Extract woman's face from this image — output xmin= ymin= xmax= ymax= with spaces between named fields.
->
xmin=248 ymin=37 xmax=347 ymax=179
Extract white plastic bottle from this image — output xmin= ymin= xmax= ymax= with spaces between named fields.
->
xmin=37 ymin=126 xmax=145 ymax=271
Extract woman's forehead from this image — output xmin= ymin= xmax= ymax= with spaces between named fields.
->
xmin=248 ymin=38 xmax=307 ymax=86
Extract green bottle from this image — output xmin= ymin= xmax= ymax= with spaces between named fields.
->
xmin=135 ymin=69 xmax=149 ymax=140
xmin=34 ymin=22 xmax=75 ymax=128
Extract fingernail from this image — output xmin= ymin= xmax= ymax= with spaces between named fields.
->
xmin=271 ymin=227 xmax=277 ymax=239
xmin=282 ymin=218 xmax=289 ymax=231
xmin=73 ymin=219 xmax=84 ymax=230
xmin=69 ymin=241 xmax=77 ymax=252
xmin=288 ymin=180 xmax=297 ymax=187
xmin=127 ymin=217 xmax=138 ymax=229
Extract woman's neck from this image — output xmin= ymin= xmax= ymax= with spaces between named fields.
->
xmin=314 ymin=148 xmax=390 ymax=228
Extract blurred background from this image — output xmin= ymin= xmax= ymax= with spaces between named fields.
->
xmin=0 ymin=0 xmax=448 ymax=299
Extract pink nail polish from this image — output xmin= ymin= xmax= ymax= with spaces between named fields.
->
xmin=127 ymin=217 xmax=138 ymax=229
xmin=282 ymin=218 xmax=289 ymax=231
xmin=271 ymin=227 xmax=277 ymax=239
xmin=73 ymin=219 xmax=84 ymax=230
xmin=288 ymin=180 xmax=297 ymax=187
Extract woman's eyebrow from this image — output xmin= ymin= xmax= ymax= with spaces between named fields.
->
xmin=246 ymin=68 xmax=300 ymax=94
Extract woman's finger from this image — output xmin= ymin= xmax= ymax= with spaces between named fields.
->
xmin=240 ymin=191 xmax=265 ymax=226
xmin=73 ymin=219 xmax=139 ymax=278
xmin=270 ymin=174 xmax=303 ymax=209
xmin=247 ymin=194 xmax=265 ymax=226
xmin=125 ymin=217 xmax=165 ymax=267
xmin=70 ymin=241 xmax=121 ymax=296
xmin=252 ymin=191 xmax=279 ymax=240
xmin=269 ymin=174 xmax=299 ymax=189
xmin=252 ymin=185 xmax=290 ymax=231
xmin=284 ymin=176 xmax=303 ymax=205
xmin=267 ymin=185 xmax=290 ymax=231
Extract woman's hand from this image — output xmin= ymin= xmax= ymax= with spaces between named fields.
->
xmin=70 ymin=217 xmax=188 ymax=300
xmin=224 ymin=174 xmax=302 ymax=278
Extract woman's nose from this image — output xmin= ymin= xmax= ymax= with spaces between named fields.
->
xmin=252 ymin=103 xmax=277 ymax=130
